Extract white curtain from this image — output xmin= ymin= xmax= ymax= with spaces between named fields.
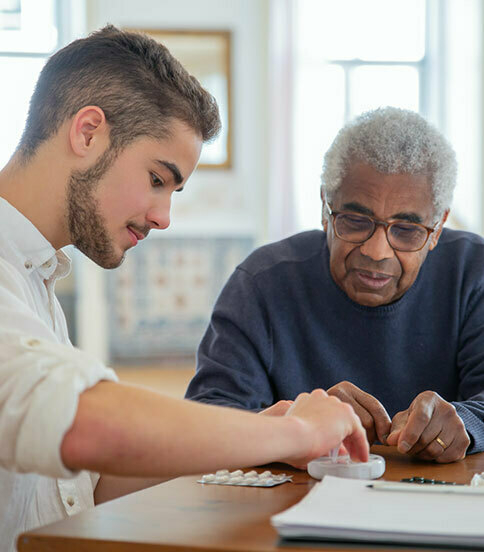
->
xmin=267 ymin=0 xmax=297 ymax=242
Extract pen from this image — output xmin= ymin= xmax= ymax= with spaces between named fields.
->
xmin=367 ymin=481 xmax=484 ymax=495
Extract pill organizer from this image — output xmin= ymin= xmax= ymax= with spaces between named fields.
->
xmin=307 ymin=453 xmax=385 ymax=480
xmin=198 ymin=469 xmax=293 ymax=487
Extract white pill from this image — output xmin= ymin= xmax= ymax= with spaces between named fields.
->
xmin=229 ymin=476 xmax=244 ymax=484
xmin=216 ymin=469 xmax=229 ymax=476
xmin=259 ymin=471 xmax=272 ymax=478
xmin=230 ymin=470 xmax=243 ymax=477
xmin=244 ymin=470 xmax=258 ymax=478
xmin=201 ymin=474 xmax=215 ymax=482
xmin=215 ymin=475 xmax=230 ymax=483
xmin=244 ymin=477 xmax=258 ymax=485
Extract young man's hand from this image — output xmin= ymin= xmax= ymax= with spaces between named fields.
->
xmin=386 ymin=391 xmax=470 ymax=463
xmin=282 ymin=389 xmax=369 ymax=469
xmin=327 ymin=381 xmax=391 ymax=445
xmin=260 ymin=400 xmax=294 ymax=416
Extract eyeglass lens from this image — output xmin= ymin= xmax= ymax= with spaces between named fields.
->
xmin=335 ymin=213 xmax=428 ymax=251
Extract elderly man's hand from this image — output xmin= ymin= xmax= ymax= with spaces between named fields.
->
xmin=386 ymin=391 xmax=470 ymax=463
xmin=327 ymin=381 xmax=391 ymax=445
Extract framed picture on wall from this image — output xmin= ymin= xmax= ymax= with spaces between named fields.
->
xmin=127 ymin=28 xmax=232 ymax=170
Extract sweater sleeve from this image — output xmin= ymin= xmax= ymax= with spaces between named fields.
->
xmin=453 ymin=285 xmax=484 ymax=454
xmin=185 ymin=267 xmax=275 ymax=411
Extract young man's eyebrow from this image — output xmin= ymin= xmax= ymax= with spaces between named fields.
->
xmin=341 ymin=202 xmax=423 ymax=224
xmin=156 ymin=160 xmax=183 ymax=185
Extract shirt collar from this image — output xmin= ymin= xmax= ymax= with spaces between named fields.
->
xmin=0 ymin=197 xmax=71 ymax=279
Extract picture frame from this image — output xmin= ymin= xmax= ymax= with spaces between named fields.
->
xmin=127 ymin=29 xmax=232 ymax=170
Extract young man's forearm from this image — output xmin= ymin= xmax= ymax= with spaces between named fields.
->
xmin=61 ymin=381 xmax=310 ymax=477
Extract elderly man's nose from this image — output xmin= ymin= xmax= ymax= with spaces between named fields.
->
xmin=359 ymin=225 xmax=393 ymax=261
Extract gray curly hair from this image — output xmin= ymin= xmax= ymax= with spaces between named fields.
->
xmin=321 ymin=107 xmax=457 ymax=219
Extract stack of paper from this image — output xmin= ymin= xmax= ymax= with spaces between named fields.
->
xmin=271 ymin=476 xmax=484 ymax=547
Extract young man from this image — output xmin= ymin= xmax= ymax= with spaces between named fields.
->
xmin=0 ymin=26 xmax=368 ymax=552
xmin=187 ymin=107 xmax=484 ymax=464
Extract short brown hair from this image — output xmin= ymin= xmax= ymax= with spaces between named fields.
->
xmin=18 ymin=25 xmax=221 ymax=159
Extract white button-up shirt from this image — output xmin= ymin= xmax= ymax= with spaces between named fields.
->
xmin=0 ymin=198 xmax=117 ymax=552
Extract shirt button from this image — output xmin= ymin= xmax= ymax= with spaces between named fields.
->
xmin=27 ymin=339 xmax=41 ymax=347
xmin=66 ymin=496 xmax=75 ymax=507
xmin=24 ymin=260 xmax=32 ymax=269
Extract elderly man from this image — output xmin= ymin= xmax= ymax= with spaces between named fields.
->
xmin=186 ymin=106 xmax=484 ymax=464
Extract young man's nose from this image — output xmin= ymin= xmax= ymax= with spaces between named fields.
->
xmin=359 ymin=225 xmax=394 ymax=261
xmin=149 ymin=197 xmax=171 ymax=230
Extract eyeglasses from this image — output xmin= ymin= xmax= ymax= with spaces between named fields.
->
xmin=326 ymin=204 xmax=437 ymax=252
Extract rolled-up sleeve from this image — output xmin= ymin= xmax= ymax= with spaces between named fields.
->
xmin=0 ymin=265 xmax=117 ymax=479
xmin=0 ymin=333 xmax=117 ymax=478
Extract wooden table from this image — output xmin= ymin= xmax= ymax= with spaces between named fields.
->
xmin=18 ymin=446 xmax=484 ymax=552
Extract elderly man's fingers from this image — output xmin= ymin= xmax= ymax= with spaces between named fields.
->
xmin=354 ymin=391 xmax=392 ymax=444
xmin=416 ymin=427 xmax=470 ymax=463
xmin=415 ymin=434 xmax=462 ymax=463
xmin=435 ymin=436 xmax=469 ymax=463
xmin=342 ymin=401 xmax=377 ymax=444
xmin=395 ymin=394 xmax=436 ymax=452
xmin=405 ymin=416 xmax=444 ymax=455
xmin=396 ymin=392 xmax=470 ymax=460
xmin=412 ymin=432 xmax=454 ymax=460
xmin=328 ymin=381 xmax=390 ymax=444
xmin=386 ymin=410 xmax=408 ymax=445
xmin=434 ymin=419 xmax=471 ymax=462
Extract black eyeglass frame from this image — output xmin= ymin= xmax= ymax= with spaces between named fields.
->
xmin=326 ymin=203 xmax=437 ymax=252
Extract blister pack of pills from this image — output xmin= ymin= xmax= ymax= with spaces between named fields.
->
xmin=198 ymin=469 xmax=293 ymax=487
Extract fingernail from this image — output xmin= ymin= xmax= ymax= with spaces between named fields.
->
xmin=381 ymin=434 xmax=388 ymax=445
xmin=399 ymin=441 xmax=411 ymax=452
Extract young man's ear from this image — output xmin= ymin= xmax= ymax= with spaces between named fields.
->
xmin=429 ymin=209 xmax=449 ymax=250
xmin=69 ymin=106 xmax=110 ymax=159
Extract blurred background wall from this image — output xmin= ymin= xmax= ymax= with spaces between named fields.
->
xmin=0 ymin=0 xmax=482 ymax=380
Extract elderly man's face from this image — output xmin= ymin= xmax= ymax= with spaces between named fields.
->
xmin=323 ymin=163 xmax=446 ymax=307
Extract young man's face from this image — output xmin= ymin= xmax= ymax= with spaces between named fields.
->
xmin=323 ymin=163 xmax=445 ymax=307
xmin=68 ymin=121 xmax=202 ymax=268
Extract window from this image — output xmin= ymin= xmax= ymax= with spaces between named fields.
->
xmin=0 ymin=0 xmax=58 ymax=168
xmin=293 ymin=0 xmax=482 ymax=234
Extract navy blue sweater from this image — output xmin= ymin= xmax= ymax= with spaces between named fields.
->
xmin=186 ymin=229 xmax=484 ymax=453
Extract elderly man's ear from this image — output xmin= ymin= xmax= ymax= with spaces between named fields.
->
xmin=429 ymin=209 xmax=449 ymax=250
xmin=321 ymin=187 xmax=329 ymax=232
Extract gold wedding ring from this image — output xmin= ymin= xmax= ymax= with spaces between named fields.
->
xmin=435 ymin=436 xmax=448 ymax=450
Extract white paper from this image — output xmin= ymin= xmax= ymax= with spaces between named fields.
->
xmin=271 ymin=476 xmax=484 ymax=545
